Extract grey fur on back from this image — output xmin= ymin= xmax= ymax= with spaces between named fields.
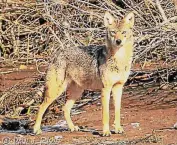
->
xmin=50 ymin=45 xmax=108 ymax=89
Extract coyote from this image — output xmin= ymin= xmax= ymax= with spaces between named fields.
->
xmin=33 ymin=11 xmax=134 ymax=136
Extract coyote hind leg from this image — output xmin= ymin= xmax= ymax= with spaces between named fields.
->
xmin=33 ymin=66 xmax=67 ymax=135
xmin=63 ymin=82 xmax=83 ymax=132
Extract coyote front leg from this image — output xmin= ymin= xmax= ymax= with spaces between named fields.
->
xmin=101 ymin=87 xmax=112 ymax=136
xmin=112 ymin=83 xmax=124 ymax=134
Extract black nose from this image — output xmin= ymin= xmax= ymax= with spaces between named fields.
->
xmin=116 ymin=39 xmax=122 ymax=45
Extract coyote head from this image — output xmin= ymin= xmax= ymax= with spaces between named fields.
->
xmin=104 ymin=11 xmax=134 ymax=50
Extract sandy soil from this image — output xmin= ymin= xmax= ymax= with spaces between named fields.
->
xmin=0 ymin=65 xmax=177 ymax=145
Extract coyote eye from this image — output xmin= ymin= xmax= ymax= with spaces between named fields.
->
xmin=110 ymin=31 xmax=116 ymax=35
xmin=122 ymin=31 xmax=126 ymax=34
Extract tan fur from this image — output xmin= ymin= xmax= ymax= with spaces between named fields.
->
xmin=33 ymin=11 xmax=135 ymax=136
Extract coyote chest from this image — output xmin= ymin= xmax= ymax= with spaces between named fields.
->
xmin=101 ymin=46 xmax=133 ymax=86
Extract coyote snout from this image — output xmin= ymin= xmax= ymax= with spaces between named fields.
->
xmin=33 ymin=11 xmax=135 ymax=136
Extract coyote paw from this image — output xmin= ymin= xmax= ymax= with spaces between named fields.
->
xmin=33 ymin=127 xmax=42 ymax=135
xmin=102 ymin=130 xmax=111 ymax=136
xmin=69 ymin=125 xmax=80 ymax=132
xmin=115 ymin=126 xmax=124 ymax=134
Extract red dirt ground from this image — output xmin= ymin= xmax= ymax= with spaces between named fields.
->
xmin=0 ymin=65 xmax=177 ymax=145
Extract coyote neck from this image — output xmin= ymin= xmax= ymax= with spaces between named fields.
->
xmin=106 ymin=40 xmax=134 ymax=62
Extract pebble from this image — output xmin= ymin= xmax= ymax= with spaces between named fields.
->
xmin=174 ymin=122 xmax=177 ymax=129
xmin=131 ymin=122 xmax=140 ymax=128
xmin=54 ymin=135 xmax=63 ymax=140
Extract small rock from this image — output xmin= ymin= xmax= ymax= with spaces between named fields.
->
xmin=57 ymin=120 xmax=67 ymax=127
xmin=174 ymin=122 xmax=177 ymax=129
xmin=131 ymin=122 xmax=140 ymax=128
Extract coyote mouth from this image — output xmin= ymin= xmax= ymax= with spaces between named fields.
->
xmin=115 ymin=44 xmax=123 ymax=48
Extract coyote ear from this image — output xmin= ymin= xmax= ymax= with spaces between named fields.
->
xmin=124 ymin=12 xmax=134 ymax=28
xmin=104 ymin=11 xmax=116 ymax=28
